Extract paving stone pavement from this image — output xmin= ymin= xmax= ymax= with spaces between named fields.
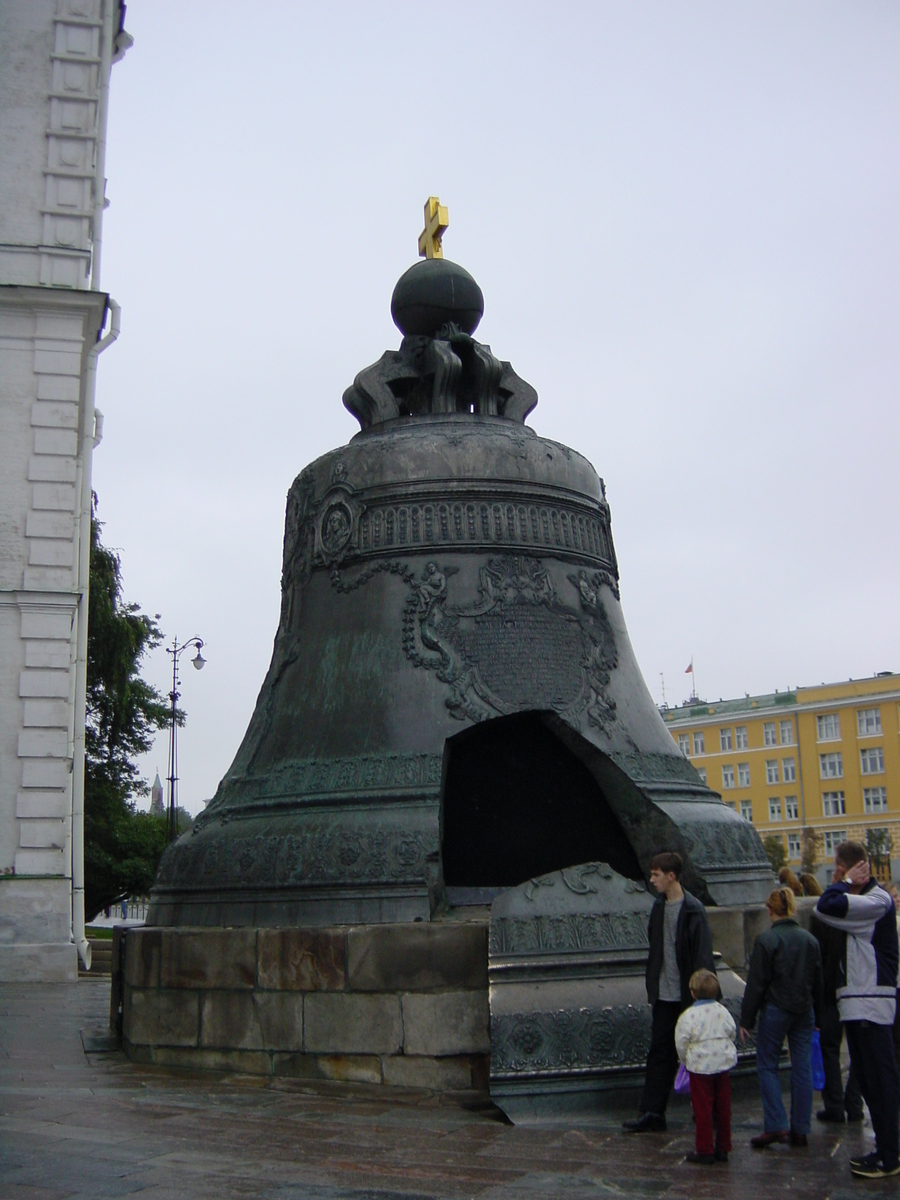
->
xmin=0 ymin=981 xmax=893 ymax=1199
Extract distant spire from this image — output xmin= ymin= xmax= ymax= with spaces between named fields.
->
xmin=149 ymin=770 xmax=164 ymax=817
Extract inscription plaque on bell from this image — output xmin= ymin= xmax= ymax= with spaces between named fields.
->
xmin=454 ymin=607 xmax=584 ymax=710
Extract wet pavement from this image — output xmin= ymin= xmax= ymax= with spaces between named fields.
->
xmin=0 ymin=980 xmax=893 ymax=1199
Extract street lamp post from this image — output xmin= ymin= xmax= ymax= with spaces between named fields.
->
xmin=165 ymin=635 xmax=206 ymax=845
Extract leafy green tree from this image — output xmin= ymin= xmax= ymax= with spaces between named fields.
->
xmin=84 ymin=498 xmax=173 ymax=920
xmin=865 ymin=827 xmax=893 ymax=878
xmin=762 ymin=833 xmax=787 ymax=875
xmin=800 ymin=826 xmax=822 ymax=875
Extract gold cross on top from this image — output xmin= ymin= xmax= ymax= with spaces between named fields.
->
xmin=418 ymin=196 xmax=449 ymax=260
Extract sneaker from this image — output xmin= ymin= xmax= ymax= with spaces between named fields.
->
xmin=848 ymin=1150 xmax=880 ymax=1170
xmin=684 ymin=1152 xmax=715 ymax=1165
xmin=713 ymin=1150 xmax=729 ymax=1163
xmin=851 ymin=1159 xmax=900 ymax=1179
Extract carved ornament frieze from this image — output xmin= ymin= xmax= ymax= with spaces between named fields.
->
xmin=489 ymin=910 xmax=650 ymax=957
xmin=491 ymin=1005 xmax=652 ymax=1075
xmin=677 ymin=818 xmax=772 ymax=870
xmin=287 ymin=472 xmax=619 ymax=583
xmin=197 ymin=753 xmax=445 ymax=827
xmin=155 ymin=820 xmax=434 ymax=892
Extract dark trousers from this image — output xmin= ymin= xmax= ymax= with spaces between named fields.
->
xmin=819 ymin=1002 xmax=862 ymax=1118
xmin=689 ymin=1071 xmax=732 ymax=1156
xmin=845 ymin=1020 xmax=900 ymax=1171
xmin=640 ymin=1001 xmax=684 ymax=1116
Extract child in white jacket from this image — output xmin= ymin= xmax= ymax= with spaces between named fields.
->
xmin=675 ymin=968 xmax=738 ymax=1164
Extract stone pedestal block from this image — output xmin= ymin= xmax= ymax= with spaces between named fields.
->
xmin=304 ymin=992 xmax=403 ymax=1055
xmin=258 ymin=928 xmax=345 ymax=991
xmin=200 ymin=991 xmax=304 ymax=1051
xmin=125 ymin=989 xmax=199 ymax=1047
xmin=347 ymin=922 xmax=487 ymax=991
xmin=159 ymin=929 xmax=256 ymax=990
xmin=381 ymin=1054 xmax=476 ymax=1090
xmin=273 ymin=1053 xmax=383 ymax=1085
xmin=402 ymin=991 xmax=491 ymax=1056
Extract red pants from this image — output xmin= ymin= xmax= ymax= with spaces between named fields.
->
xmin=689 ymin=1070 xmax=732 ymax=1156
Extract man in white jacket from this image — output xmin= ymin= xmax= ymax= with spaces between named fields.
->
xmin=815 ymin=841 xmax=899 ymax=1180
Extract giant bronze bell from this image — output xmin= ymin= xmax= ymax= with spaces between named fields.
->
xmin=149 ymin=213 xmax=772 ymax=927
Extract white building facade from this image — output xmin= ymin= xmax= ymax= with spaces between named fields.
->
xmin=0 ymin=0 xmax=130 ymax=980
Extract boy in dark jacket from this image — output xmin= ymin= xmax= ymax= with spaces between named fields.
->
xmin=622 ymin=851 xmax=715 ymax=1133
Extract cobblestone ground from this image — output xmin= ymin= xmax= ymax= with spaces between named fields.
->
xmin=0 ymin=981 xmax=893 ymax=1199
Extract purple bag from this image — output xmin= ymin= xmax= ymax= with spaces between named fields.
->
xmin=675 ymin=1063 xmax=691 ymax=1095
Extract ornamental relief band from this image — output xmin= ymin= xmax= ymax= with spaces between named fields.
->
xmin=354 ymin=498 xmax=616 ymax=576
xmin=195 ymin=753 xmax=444 ymax=825
xmin=286 ymin=477 xmax=620 ymax=588
xmin=491 ymin=996 xmax=751 ymax=1076
xmin=490 ymin=911 xmax=650 ymax=956
xmin=491 ymin=1006 xmax=652 ymax=1074
xmin=155 ymin=825 xmax=433 ymax=890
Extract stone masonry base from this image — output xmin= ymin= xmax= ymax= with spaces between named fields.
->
xmin=117 ymin=900 xmax=804 ymax=1093
xmin=118 ymin=920 xmax=491 ymax=1092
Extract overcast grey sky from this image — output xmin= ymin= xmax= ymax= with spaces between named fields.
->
xmin=92 ymin=2 xmax=900 ymax=813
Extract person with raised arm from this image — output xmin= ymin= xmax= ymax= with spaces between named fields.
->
xmin=814 ymin=841 xmax=899 ymax=1180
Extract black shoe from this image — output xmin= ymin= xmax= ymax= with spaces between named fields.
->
xmin=713 ymin=1151 xmax=729 ymax=1163
xmin=790 ymin=1131 xmax=808 ymax=1147
xmin=849 ymin=1150 xmax=880 ymax=1170
xmin=846 ymin=1111 xmax=865 ymax=1123
xmin=685 ymin=1152 xmax=714 ymax=1164
xmin=816 ymin=1109 xmax=845 ymax=1123
xmin=622 ymin=1112 xmax=667 ymax=1133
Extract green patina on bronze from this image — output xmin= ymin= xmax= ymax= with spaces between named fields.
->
xmin=148 ymin=254 xmax=773 ymax=929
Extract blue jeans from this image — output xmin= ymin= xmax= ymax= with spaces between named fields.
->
xmin=755 ymin=1002 xmax=814 ymax=1135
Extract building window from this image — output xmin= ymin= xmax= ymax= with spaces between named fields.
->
xmin=719 ymin=728 xmax=732 ymax=752
xmin=857 ymin=708 xmax=882 ymax=736
xmin=860 ymin=747 xmax=885 ymax=775
xmin=738 ymin=762 xmax=750 ymax=787
xmin=723 ymin=799 xmax=736 ymax=811
xmin=863 ymin=787 xmax=888 ymax=814
xmin=769 ymin=797 xmax=782 ymax=821
xmin=788 ymin=833 xmax=801 ymax=858
xmin=823 ymin=830 xmax=847 ymax=856
xmin=766 ymin=759 xmax=779 ymax=784
xmin=678 ymin=734 xmax=690 ymax=757
xmin=740 ymin=800 xmax=753 ymax=822
xmin=785 ymin=796 xmax=799 ymax=820
xmin=782 ymin=757 xmax=796 ymax=783
xmin=693 ymin=731 xmax=705 ymax=755
xmin=819 ymin=752 xmax=843 ymax=779
xmin=764 ymin=722 xmax=777 ymax=746
xmin=817 ymin=713 xmax=841 ymax=741
xmin=735 ymin=725 xmax=748 ymax=750
xmin=721 ymin=764 xmax=735 ymax=789
xmin=822 ymin=791 xmax=846 ymax=817
xmin=696 ymin=768 xmax=707 ymax=784
xmin=780 ymin=719 xmax=794 ymax=745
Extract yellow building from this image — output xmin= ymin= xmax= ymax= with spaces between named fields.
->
xmin=661 ymin=673 xmax=900 ymax=883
